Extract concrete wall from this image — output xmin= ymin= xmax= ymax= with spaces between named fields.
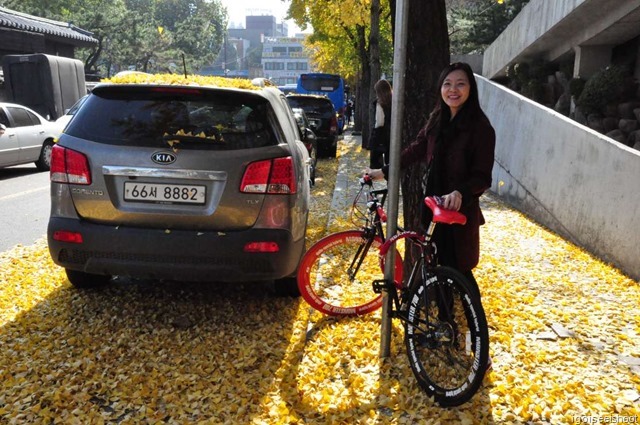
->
xmin=482 ymin=0 xmax=640 ymax=79
xmin=452 ymin=54 xmax=483 ymax=75
xmin=477 ymin=75 xmax=640 ymax=281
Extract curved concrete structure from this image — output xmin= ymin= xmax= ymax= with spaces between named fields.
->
xmin=483 ymin=0 xmax=640 ymax=79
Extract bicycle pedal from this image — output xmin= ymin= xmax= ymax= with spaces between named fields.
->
xmin=372 ymin=279 xmax=392 ymax=294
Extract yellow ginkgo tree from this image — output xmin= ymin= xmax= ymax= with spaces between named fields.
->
xmin=289 ymin=0 xmax=393 ymax=135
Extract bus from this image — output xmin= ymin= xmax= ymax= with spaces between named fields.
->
xmin=296 ymin=73 xmax=346 ymax=132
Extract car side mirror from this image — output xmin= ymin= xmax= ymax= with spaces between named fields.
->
xmin=304 ymin=128 xmax=316 ymax=141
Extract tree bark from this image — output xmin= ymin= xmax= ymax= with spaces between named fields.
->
xmin=356 ymin=25 xmax=371 ymax=145
xmin=400 ymin=0 xmax=449 ymax=235
xmin=367 ymin=0 xmax=382 ymax=148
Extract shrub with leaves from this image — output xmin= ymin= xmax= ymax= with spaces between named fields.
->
xmin=577 ymin=65 xmax=631 ymax=114
xmin=569 ymin=77 xmax=586 ymax=98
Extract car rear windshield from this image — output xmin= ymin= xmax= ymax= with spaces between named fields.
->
xmin=65 ymin=85 xmax=279 ymax=150
xmin=286 ymin=97 xmax=334 ymax=115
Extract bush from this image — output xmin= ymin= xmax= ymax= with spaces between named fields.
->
xmin=576 ymin=65 xmax=629 ymax=114
xmin=569 ymin=77 xmax=586 ymax=98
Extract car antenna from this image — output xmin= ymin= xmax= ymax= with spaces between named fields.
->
xmin=182 ymin=53 xmax=188 ymax=78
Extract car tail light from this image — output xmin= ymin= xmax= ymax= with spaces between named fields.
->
xmin=240 ymin=157 xmax=297 ymax=194
xmin=243 ymin=241 xmax=280 ymax=253
xmin=330 ymin=114 xmax=338 ymax=135
xmin=50 ymin=145 xmax=91 ymax=185
xmin=53 ymin=230 xmax=83 ymax=244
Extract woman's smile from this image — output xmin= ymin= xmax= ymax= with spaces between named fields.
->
xmin=441 ymin=69 xmax=471 ymax=117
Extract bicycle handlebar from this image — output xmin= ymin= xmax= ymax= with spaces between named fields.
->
xmin=360 ymin=174 xmax=373 ymax=187
xmin=358 ymin=175 xmax=466 ymax=226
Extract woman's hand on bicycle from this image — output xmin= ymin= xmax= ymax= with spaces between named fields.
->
xmin=365 ymin=168 xmax=385 ymax=181
xmin=442 ymin=190 xmax=463 ymax=211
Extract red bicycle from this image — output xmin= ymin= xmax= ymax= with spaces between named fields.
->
xmin=297 ymin=175 xmax=489 ymax=406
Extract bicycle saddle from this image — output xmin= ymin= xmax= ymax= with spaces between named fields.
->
xmin=424 ymin=196 xmax=467 ymax=225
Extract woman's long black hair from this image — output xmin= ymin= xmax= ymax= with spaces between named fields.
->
xmin=424 ymin=62 xmax=488 ymax=134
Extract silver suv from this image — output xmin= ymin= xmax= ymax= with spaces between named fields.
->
xmin=47 ymin=79 xmax=311 ymax=295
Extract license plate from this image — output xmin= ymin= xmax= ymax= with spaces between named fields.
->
xmin=124 ymin=182 xmax=206 ymax=204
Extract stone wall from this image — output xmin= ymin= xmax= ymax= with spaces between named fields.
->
xmin=477 ymin=74 xmax=640 ymax=281
xmin=508 ymin=70 xmax=640 ymax=152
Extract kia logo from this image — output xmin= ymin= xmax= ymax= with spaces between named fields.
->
xmin=151 ymin=152 xmax=176 ymax=164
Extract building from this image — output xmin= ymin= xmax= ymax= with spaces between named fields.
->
xmin=213 ymin=14 xmax=311 ymax=83
xmin=483 ymin=0 xmax=640 ymax=80
xmin=261 ymin=36 xmax=311 ymax=85
xmin=236 ymin=15 xmax=287 ymax=49
xmin=0 ymin=6 xmax=97 ymax=59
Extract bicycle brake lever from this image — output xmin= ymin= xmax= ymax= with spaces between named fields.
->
xmin=360 ymin=174 xmax=373 ymax=187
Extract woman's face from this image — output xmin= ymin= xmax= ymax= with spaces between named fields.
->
xmin=441 ymin=69 xmax=470 ymax=117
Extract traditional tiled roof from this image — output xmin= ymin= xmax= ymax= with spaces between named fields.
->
xmin=0 ymin=6 xmax=97 ymax=45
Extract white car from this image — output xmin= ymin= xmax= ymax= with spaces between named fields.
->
xmin=52 ymin=95 xmax=89 ymax=135
xmin=0 ymin=102 xmax=60 ymax=171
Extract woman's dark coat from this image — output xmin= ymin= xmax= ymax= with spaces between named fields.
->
xmin=396 ymin=113 xmax=495 ymax=271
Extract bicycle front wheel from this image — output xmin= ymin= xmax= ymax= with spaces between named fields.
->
xmin=404 ymin=265 xmax=489 ymax=407
xmin=297 ymin=230 xmax=402 ymax=316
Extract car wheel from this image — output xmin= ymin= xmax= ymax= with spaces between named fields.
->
xmin=309 ymin=163 xmax=316 ymax=187
xmin=65 ymin=269 xmax=111 ymax=288
xmin=274 ymin=276 xmax=301 ymax=297
xmin=328 ymin=143 xmax=338 ymax=158
xmin=35 ymin=140 xmax=54 ymax=171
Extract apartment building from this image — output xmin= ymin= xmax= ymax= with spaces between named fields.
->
xmin=211 ymin=14 xmax=312 ymax=82
xmin=261 ymin=36 xmax=312 ymax=85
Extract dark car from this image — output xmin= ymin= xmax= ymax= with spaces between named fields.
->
xmin=286 ymin=94 xmax=338 ymax=158
xmin=291 ymin=107 xmax=317 ymax=186
xmin=47 ymin=78 xmax=311 ymax=295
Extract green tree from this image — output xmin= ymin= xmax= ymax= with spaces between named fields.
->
xmin=448 ymin=0 xmax=529 ymax=54
xmin=3 ymin=0 xmax=227 ymax=76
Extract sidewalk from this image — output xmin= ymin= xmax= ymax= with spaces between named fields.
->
xmin=315 ymin=133 xmax=640 ymax=423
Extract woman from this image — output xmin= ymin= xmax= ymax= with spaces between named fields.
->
xmin=367 ymin=62 xmax=495 ymax=302
xmin=369 ymin=79 xmax=393 ymax=168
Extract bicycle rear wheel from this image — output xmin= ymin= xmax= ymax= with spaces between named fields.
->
xmin=404 ymin=265 xmax=489 ymax=407
xmin=297 ymin=230 xmax=402 ymax=316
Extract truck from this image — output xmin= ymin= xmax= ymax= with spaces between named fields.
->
xmin=2 ymin=53 xmax=86 ymax=120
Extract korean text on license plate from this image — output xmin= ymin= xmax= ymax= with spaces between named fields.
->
xmin=124 ymin=182 xmax=206 ymax=204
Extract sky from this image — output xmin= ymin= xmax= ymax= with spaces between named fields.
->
xmin=220 ymin=0 xmax=306 ymax=36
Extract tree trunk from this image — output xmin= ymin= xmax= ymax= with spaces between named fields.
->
xmin=356 ymin=25 xmax=371 ymax=145
xmin=368 ymin=0 xmax=382 ymax=149
xmin=400 ymin=0 xmax=449 ymax=246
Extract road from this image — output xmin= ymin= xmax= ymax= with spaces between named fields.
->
xmin=0 ymin=164 xmax=51 ymax=252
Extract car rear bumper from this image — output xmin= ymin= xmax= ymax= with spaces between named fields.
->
xmin=48 ymin=218 xmax=305 ymax=282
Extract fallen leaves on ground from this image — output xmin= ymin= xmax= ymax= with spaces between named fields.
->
xmin=0 ymin=136 xmax=638 ymax=424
